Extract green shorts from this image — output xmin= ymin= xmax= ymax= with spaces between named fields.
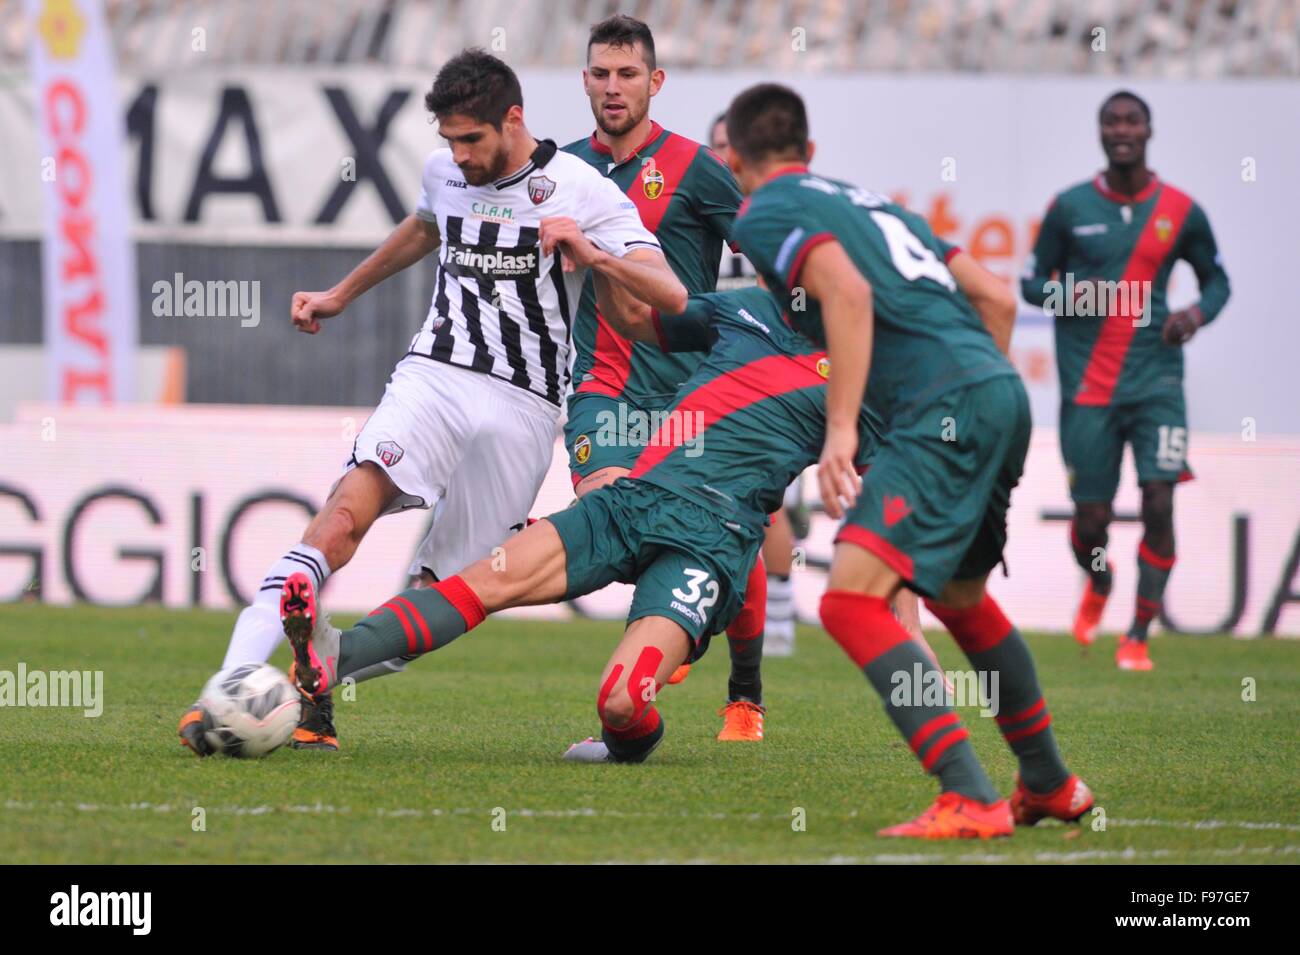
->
xmin=564 ymin=392 xmax=672 ymax=482
xmin=837 ymin=375 xmax=1031 ymax=598
xmin=544 ymin=478 xmax=763 ymax=662
xmin=1060 ymin=390 xmax=1193 ymax=503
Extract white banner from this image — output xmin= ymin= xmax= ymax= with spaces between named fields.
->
xmin=0 ymin=70 xmax=1294 ymax=432
xmin=24 ymin=0 xmax=137 ymax=404
xmin=1 ymin=403 xmax=1297 ymax=637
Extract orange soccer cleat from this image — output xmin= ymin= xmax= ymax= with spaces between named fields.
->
xmin=717 ymin=700 xmax=765 ymax=741
xmin=667 ymin=663 xmax=691 ymax=685
xmin=289 ymin=684 xmax=339 ymax=751
xmin=177 ymin=704 xmax=214 ymax=757
xmin=1010 ymin=774 xmax=1094 ymax=826
xmin=1072 ymin=571 xmax=1112 ymax=646
xmin=1115 ymin=637 xmax=1154 ymax=671
xmin=878 ymin=792 xmax=1014 ymax=839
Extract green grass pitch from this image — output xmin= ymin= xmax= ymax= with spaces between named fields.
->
xmin=1 ymin=603 xmax=1297 ymax=864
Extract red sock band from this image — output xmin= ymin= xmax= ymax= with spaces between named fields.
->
xmin=924 ymin=593 xmax=1013 ymax=654
xmin=379 ymin=598 xmax=419 ymax=654
xmin=434 ymin=575 xmax=487 ymax=630
xmin=390 ymin=595 xmax=432 ymax=652
xmin=1138 ymin=541 xmax=1176 ymax=571
xmin=726 ymin=556 xmax=767 ymax=640
xmin=819 ymin=591 xmax=910 ymax=668
xmin=604 ymin=705 xmax=661 ymax=740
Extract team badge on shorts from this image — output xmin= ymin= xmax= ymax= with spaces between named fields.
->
xmin=816 ymin=356 xmax=831 ymax=378
xmin=376 ymin=441 xmax=404 ymax=467
xmin=642 ymin=166 xmax=665 ymax=200
xmin=528 ymin=175 xmax=556 ymax=205
xmin=574 ymin=434 xmax=592 ymax=465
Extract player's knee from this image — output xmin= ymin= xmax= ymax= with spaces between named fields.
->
xmin=1141 ymin=482 xmax=1175 ymax=544
xmin=597 ymin=686 xmax=637 ymax=730
xmin=1074 ymin=502 xmax=1112 ymax=543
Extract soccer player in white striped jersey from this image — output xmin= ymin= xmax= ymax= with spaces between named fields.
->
xmin=179 ymin=49 xmax=686 ymax=756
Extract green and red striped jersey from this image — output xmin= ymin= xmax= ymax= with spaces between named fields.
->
xmin=1021 ymin=175 xmax=1229 ymax=406
xmin=629 ymin=285 xmax=881 ymax=525
xmin=731 ymin=167 xmax=1013 ymax=428
xmin=563 ymin=121 xmax=743 ymax=408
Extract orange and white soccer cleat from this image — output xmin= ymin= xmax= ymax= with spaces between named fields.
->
xmin=1115 ymin=637 xmax=1154 ymax=671
xmin=1072 ymin=571 xmax=1111 ymax=646
xmin=878 ymin=792 xmax=1014 ymax=839
xmin=1010 ymin=774 xmax=1094 ymax=826
xmin=289 ymin=679 xmax=339 ymax=751
xmin=667 ymin=663 xmax=691 ymax=685
xmin=717 ymin=700 xmax=765 ymax=741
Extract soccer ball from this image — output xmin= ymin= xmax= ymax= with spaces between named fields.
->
xmin=197 ymin=663 xmax=301 ymax=758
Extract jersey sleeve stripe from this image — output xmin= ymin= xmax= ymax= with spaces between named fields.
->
xmin=786 ymin=231 xmax=837 ymax=288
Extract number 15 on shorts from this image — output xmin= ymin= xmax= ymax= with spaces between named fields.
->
xmin=1156 ymin=425 xmax=1187 ymax=471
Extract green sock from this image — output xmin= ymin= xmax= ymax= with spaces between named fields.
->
xmin=863 ymin=642 xmax=999 ymax=803
xmin=1129 ymin=543 xmax=1175 ymax=641
xmin=927 ymin=595 xmax=1070 ymax=795
xmin=339 ymin=580 xmax=484 ymax=679
xmin=822 ymin=591 xmax=999 ymax=803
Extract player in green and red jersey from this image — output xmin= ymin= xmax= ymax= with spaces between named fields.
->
xmin=1021 ymin=90 xmax=1230 ymax=671
xmin=561 ymin=16 xmax=767 ymax=740
xmin=706 ymin=110 xmax=927 ymax=661
xmin=726 ymin=83 xmax=1092 ymax=839
xmin=276 ymin=258 xmax=879 ymax=766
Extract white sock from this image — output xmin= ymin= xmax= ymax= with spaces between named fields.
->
xmin=221 ymin=543 xmax=332 ymax=667
xmin=766 ymin=573 xmax=795 ymax=642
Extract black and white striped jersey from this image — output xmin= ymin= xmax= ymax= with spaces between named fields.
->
xmin=409 ymin=139 xmax=661 ymax=406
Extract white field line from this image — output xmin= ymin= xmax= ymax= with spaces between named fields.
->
xmin=608 ymin=845 xmax=1300 ymax=865
xmin=4 ymin=799 xmax=1300 ymax=833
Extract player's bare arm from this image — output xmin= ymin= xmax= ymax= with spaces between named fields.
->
xmin=799 ymin=239 xmax=873 ymax=520
xmin=292 ymin=214 xmax=441 ymax=334
xmin=539 ymin=215 xmax=687 ymax=315
xmin=948 ymin=251 xmax=1017 ymax=354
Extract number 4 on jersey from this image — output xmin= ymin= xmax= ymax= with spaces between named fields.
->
xmin=869 ymin=210 xmax=956 ymax=291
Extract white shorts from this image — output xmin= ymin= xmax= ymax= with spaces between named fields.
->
xmin=343 ymin=356 xmax=559 ymax=581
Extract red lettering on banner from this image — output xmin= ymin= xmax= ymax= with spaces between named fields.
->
xmin=61 ymin=214 xmax=95 ymax=281
xmin=46 ymin=80 xmax=85 ymax=137
xmin=61 ymin=369 xmax=111 ymax=402
xmin=43 ymin=77 xmax=110 ymax=402
xmin=56 ymin=146 xmax=91 ymax=208
xmin=66 ymin=291 xmax=108 ymax=357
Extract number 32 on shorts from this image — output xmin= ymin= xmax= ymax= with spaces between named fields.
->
xmin=672 ymin=568 xmax=719 ymax=622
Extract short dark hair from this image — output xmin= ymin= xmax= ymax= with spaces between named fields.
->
xmin=587 ymin=14 xmax=656 ymax=70
xmin=726 ymin=84 xmax=809 ymax=163
xmin=1100 ymin=89 xmax=1152 ymax=124
xmin=424 ymin=48 xmax=522 ymax=129
xmin=709 ymin=112 xmax=727 ymax=138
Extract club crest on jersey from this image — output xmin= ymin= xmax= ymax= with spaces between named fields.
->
xmin=816 ymin=357 xmax=831 ymax=379
xmin=1154 ymin=215 xmax=1173 ymax=243
xmin=642 ymin=166 xmax=665 ymax=200
xmin=376 ymin=441 xmax=404 ymax=468
xmin=527 ymin=174 xmax=556 ymax=205
xmin=573 ymin=434 xmax=592 ymax=465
